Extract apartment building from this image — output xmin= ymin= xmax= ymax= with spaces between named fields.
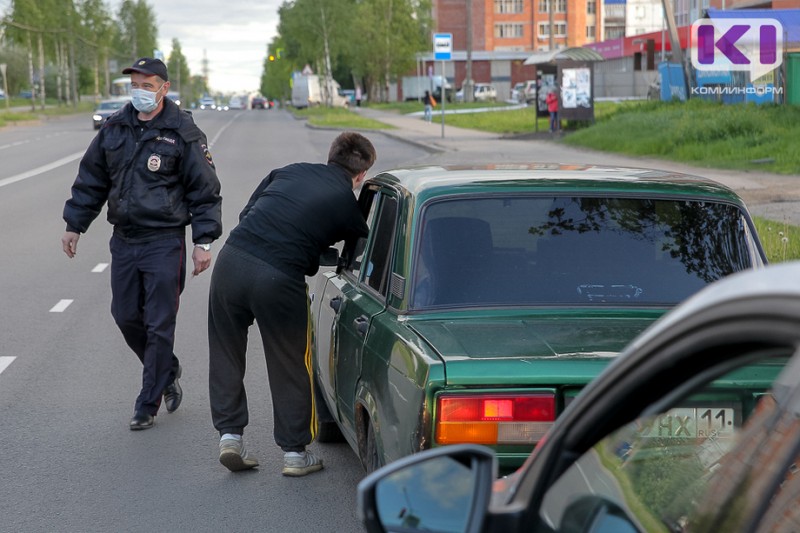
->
xmin=435 ymin=0 xmax=602 ymax=53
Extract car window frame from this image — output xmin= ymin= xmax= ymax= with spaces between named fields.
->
xmin=342 ymin=185 xmax=399 ymax=303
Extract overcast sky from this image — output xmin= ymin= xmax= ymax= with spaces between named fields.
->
xmin=0 ymin=0 xmax=282 ymax=94
xmin=113 ymin=0 xmax=282 ymax=94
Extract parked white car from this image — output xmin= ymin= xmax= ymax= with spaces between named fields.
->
xmin=473 ymin=83 xmax=497 ymax=102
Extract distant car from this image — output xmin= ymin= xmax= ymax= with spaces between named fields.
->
xmin=521 ymin=80 xmax=537 ymax=103
xmin=510 ymin=82 xmax=525 ymax=102
xmin=473 ymin=83 xmax=497 ymax=102
xmin=198 ymin=97 xmax=216 ymax=110
xmin=358 ymin=260 xmax=800 ymax=533
xmin=251 ymin=96 xmax=267 ymax=109
xmin=228 ymin=96 xmax=246 ymax=109
xmin=92 ymin=98 xmax=129 ymax=130
xmin=455 ymin=83 xmax=497 ymax=103
xmin=216 ymin=103 xmax=230 ymax=111
xmin=0 ymin=89 xmax=5 ymax=99
xmin=166 ymin=91 xmax=181 ymax=107
xmin=310 ymin=164 xmax=766 ymax=475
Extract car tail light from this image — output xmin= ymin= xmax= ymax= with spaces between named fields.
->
xmin=435 ymin=394 xmax=555 ymax=445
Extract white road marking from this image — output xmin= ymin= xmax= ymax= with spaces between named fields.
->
xmin=0 ymin=151 xmax=84 ymax=188
xmin=0 ymin=356 xmax=15 ymax=375
xmin=50 ymin=299 xmax=74 ymax=313
xmin=92 ymin=263 xmax=109 ymax=273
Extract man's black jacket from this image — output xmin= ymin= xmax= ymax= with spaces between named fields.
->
xmin=64 ymin=98 xmax=222 ymax=244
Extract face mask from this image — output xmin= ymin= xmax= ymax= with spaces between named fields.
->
xmin=131 ymin=84 xmax=164 ymax=113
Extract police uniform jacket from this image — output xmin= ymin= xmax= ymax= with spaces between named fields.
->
xmin=63 ymin=98 xmax=222 ymax=244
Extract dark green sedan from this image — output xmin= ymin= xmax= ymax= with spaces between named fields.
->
xmin=309 ymin=164 xmax=766 ymax=473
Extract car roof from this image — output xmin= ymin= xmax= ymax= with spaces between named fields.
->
xmin=369 ymin=164 xmax=747 ymax=205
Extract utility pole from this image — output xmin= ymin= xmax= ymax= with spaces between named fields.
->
xmin=660 ymin=0 xmax=691 ymax=98
xmin=465 ymin=0 xmax=473 ymax=102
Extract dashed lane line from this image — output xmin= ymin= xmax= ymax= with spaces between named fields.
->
xmin=92 ymin=263 xmax=109 ymax=273
xmin=49 ymin=299 xmax=73 ymax=313
xmin=0 ymin=356 xmax=15 ymax=375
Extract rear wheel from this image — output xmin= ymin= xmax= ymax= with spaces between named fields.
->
xmin=362 ymin=419 xmax=382 ymax=474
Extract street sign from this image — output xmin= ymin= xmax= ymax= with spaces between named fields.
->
xmin=434 ymin=33 xmax=452 ymax=60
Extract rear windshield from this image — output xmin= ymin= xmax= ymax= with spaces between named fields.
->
xmin=412 ymin=196 xmax=757 ymax=309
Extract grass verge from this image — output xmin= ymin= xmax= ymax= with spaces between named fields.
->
xmin=562 ymin=99 xmax=800 ymax=175
xmin=754 ymin=217 xmax=800 ymax=263
xmin=291 ymin=106 xmax=393 ymax=130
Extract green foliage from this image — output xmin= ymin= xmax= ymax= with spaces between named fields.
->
xmin=115 ymin=0 xmax=158 ymax=63
xmin=271 ymin=0 xmax=431 ymax=103
xmin=563 ymin=100 xmax=800 ymax=174
xmin=291 ymin=106 xmax=392 ymax=130
xmin=753 ymin=217 xmax=800 ymax=263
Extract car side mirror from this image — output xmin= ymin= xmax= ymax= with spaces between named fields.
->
xmin=357 ymin=444 xmax=496 ymax=533
xmin=320 ymin=247 xmax=339 ymax=267
xmin=560 ymin=495 xmax=639 ymax=533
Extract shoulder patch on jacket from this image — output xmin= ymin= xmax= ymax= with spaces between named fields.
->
xmin=202 ymin=144 xmax=215 ymax=167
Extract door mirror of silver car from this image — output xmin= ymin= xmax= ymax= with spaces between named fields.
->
xmin=358 ymin=444 xmax=496 ymax=533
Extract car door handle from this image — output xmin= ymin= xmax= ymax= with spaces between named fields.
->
xmin=330 ymin=296 xmax=342 ymax=313
xmin=354 ymin=315 xmax=369 ymax=337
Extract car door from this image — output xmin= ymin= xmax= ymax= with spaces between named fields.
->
xmin=314 ymin=188 xmax=378 ymax=421
xmin=332 ymin=188 xmax=399 ymax=430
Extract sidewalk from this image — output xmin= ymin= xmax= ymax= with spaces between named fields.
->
xmin=355 ymin=106 xmax=800 ymax=226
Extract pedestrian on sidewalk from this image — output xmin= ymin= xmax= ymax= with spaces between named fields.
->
xmin=208 ymin=131 xmax=376 ymax=476
xmin=546 ymin=88 xmax=559 ymax=133
xmin=355 ymin=86 xmax=362 ymax=107
xmin=61 ymin=57 xmax=223 ymax=431
xmin=423 ymin=90 xmax=435 ymax=123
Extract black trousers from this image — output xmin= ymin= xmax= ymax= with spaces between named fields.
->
xmin=110 ymin=235 xmax=184 ymax=415
xmin=208 ymin=244 xmax=315 ymax=452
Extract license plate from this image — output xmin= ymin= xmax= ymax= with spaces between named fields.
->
xmin=638 ymin=407 xmax=736 ymax=439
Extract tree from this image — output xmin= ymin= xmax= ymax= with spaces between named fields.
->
xmin=268 ymin=0 xmax=432 ymax=105
xmin=78 ymin=0 xmax=117 ymax=98
xmin=166 ymin=38 xmax=191 ymax=103
xmin=349 ymin=0 xmax=432 ymax=102
xmin=115 ymin=0 xmax=158 ymax=63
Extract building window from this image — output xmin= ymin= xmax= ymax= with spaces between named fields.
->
xmin=538 ymin=0 xmax=566 ymax=12
xmin=586 ymin=25 xmax=596 ymax=39
xmin=495 ymin=23 xmax=525 ymax=38
xmin=495 ymin=0 xmax=524 ymax=14
xmin=538 ymin=22 xmax=567 ymax=38
xmin=587 ymin=0 xmax=596 ymax=14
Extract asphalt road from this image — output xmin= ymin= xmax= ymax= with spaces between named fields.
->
xmin=0 ymin=109 xmax=429 ymax=532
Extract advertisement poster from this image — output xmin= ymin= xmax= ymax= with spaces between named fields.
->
xmin=561 ymin=67 xmax=591 ymax=109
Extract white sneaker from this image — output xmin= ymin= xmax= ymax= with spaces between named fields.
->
xmin=282 ymin=450 xmax=324 ymax=477
xmin=219 ymin=436 xmax=259 ymax=472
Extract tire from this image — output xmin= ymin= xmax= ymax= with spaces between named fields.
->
xmin=362 ymin=419 xmax=382 ymax=474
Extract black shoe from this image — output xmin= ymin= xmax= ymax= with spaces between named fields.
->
xmin=163 ymin=365 xmax=183 ymax=413
xmin=130 ymin=411 xmax=154 ymax=430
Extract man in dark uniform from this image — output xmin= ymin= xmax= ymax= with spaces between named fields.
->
xmin=61 ymin=57 xmax=222 ymax=431
xmin=208 ymin=132 xmax=376 ymax=476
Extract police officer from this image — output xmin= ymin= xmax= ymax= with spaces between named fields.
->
xmin=61 ymin=57 xmax=222 ymax=430
xmin=208 ymin=132 xmax=376 ymax=476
